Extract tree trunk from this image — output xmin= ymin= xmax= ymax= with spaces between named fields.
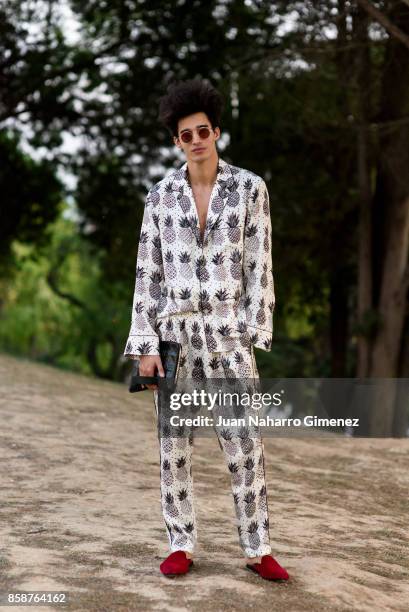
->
xmin=329 ymin=269 xmax=349 ymax=377
xmin=370 ymin=196 xmax=409 ymax=377
xmin=368 ymin=4 xmax=409 ymax=435
xmin=353 ymin=6 xmax=373 ymax=379
xmin=356 ymin=125 xmax=373 ymax=378
xmin=330 ymin=0 xmax=363 ymax=383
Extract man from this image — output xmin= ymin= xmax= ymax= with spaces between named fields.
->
xmin=124 ymin=78 xmax=289 ymax=581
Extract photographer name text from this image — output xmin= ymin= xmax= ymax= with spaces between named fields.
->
xmin=168 ymin=415 xmax=360 ymax=428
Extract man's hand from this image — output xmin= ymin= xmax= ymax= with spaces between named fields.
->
xmin=139 ymin=355 xmax=165 ymax=390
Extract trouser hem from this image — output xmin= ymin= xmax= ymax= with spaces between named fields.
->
xmin=169 ymin=544 xmax=195 ymax=553
xmin=244 ymin=544 xmax=272 ymax=558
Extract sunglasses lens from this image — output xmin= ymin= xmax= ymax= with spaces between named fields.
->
xmin=181 ymin=131 xmax=192 ymax=143
xmin=198 ymin=127 xmax=211 ymax=139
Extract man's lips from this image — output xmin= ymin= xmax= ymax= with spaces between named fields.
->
xmin=192 ymin=147 xmax=205 ymax=152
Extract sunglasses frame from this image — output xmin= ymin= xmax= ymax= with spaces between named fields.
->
xmin=179 ymin=126 xmax=213 ymax=144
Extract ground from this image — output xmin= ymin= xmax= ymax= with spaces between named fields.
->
xmin=0 ymin=352 xmax=408 ymax=612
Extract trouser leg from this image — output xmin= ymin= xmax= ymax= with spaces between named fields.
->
xmin=215 ymin=345 xmax=272 ymax=557
xmin=217 ymin=425 xmax=272 ymax=557
xmin=154 ymin=352 xmax=197 ymax=554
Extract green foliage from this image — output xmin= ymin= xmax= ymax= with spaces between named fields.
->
xmin=2 ymin=0 xmax=406 ymax=382
xmin=0 ymin=131 xmax=62 ymax=263
xmin=0 ymin=209 xmax=132 ymax=379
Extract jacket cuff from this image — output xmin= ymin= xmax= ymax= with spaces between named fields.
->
xmin=124 ymin=335 xmax=160 ymax=357
xmin=247 ymin=325 xmax=273 ymax=352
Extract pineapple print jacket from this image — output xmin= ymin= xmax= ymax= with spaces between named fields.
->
xmin=124 ymin=156 xmax=275 ymax=357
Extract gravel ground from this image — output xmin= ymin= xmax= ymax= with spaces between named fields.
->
xmin=0 ymin=352 xmax=408 ymax=612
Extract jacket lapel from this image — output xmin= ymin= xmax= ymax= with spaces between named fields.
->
xmin=171 ymin=156 xmax=237 ymax=246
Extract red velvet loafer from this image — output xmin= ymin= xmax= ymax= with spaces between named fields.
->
xmin=160 ymin=551 xmax=194 ymax=577
xmin=246 ymin=555 xmax=289 ymax=581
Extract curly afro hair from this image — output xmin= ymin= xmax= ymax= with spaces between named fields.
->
xmin=158 ymin=78 xmax=224 ymax=138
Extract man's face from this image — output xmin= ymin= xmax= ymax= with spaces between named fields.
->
xmin=173 ymin=112 xmax=220 ymax=163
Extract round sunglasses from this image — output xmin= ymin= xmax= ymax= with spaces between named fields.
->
xmin=179 ymin=126 xmax=212 ymax=143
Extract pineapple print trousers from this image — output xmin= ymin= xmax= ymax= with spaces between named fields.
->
xmin=153 ymin=312 xmax=272 ymax=558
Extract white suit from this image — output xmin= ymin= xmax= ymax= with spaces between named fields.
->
xmin=124 ymin=156 xmax=276 ymax=557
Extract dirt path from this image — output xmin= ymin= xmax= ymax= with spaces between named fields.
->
xmin=0 ymin=353 xmax=408 ymax=611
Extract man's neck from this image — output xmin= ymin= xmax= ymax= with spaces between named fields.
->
xmin=187 ymin=151 xmax=219 ymax=188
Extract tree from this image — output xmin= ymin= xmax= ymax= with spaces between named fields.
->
xmin=0 ymin=131 xmax=62 ymax=271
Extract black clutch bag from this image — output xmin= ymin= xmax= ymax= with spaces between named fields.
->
xmin=128 ymin=340 xmax=182 ymax=392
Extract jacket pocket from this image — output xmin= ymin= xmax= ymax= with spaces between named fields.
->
xmin=156 ymin=294 xmax=201 ymax=319
xmin=211 ymin=221 xmax=245 ymax=249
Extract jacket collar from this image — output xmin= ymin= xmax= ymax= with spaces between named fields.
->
xmin=171 ymin=156 xmax=237 ymax=246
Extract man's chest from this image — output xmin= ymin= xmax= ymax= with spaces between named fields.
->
xmin=153 ymin=168 xmax=256 ymax=252
xmin=191 ymin=185 xmax=213 ymax=240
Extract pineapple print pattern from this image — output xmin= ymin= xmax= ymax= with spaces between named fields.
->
xmin=124 ymin=157 xmax=274 ymax=357
xmin=154 ymin=311 xmax=271 ymax=558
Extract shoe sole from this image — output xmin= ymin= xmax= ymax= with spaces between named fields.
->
xmin=246 ymin=564 xmax=289 ymax=581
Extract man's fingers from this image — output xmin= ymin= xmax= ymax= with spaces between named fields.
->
xmin=139 ymin=355 xmax=160 ymax=376
xmin=157 ymin=360 xmax=165 ymax=378
xmin=153 ymin=356 xmax=165 ymax=378
xmin=138 ymin=355 xmax=164 ymax=391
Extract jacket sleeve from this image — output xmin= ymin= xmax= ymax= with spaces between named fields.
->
xmin=123 ymin=189 xmax=163 ymax=357
xmin=242 ymin=178 xmax=275 ymax=351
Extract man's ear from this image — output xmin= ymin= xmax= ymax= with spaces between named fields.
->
xmin=173 ymin=136 xmax=181 ymax=149
xmin=214 ymin=127 xmax=221 ymax=141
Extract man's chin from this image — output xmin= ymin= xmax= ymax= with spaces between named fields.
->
xmin=189 ymin=150 xmax=209 ymax=162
